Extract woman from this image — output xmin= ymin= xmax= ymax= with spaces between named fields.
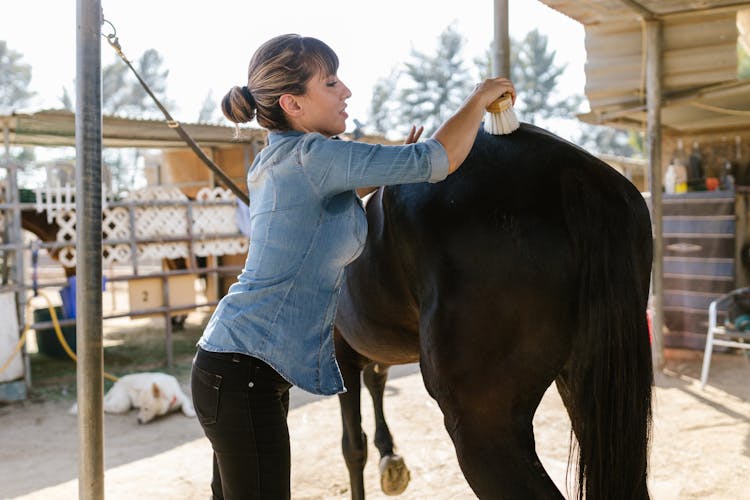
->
xmin=191 ymin=33 xmax=515 ymax=499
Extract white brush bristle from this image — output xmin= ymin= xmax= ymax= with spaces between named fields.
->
xmin=484 ymin=107 xmax=520 ymax=135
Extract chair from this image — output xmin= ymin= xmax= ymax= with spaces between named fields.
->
xmin=700 ymin=286 xmax=750 ymax=389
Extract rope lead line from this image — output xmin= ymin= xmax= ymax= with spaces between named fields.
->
xmin=101 ymin=20 xmax=250 ymax=205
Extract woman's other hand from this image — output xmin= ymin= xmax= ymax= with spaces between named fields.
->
xmin=404 ymin=125 xmax=424 ymax=145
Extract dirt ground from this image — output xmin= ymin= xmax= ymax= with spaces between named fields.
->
xmin=1 ymin=346 xmax=750 ymax=499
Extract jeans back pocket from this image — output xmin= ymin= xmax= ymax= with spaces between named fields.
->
xmin=191 ymin=364 xmax=222 ymax=425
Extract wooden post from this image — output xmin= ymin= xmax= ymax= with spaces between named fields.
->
xmin=492 ymin=0 xmax=510 ymax=78
xmin=736 ymin=191 xmax=749 ymax=288
xmin=646 ymin=19 xmax=664 ymax=369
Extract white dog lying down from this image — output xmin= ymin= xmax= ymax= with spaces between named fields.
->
xmin=71 ymin=372 xmax=196 ymax=424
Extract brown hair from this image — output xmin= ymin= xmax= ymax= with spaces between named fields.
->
xmin=221 ymin=34 xmax=339 ymax=131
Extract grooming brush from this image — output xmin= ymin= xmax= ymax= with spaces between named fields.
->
xmin=483 ymin=93 xmax=519 ymax=135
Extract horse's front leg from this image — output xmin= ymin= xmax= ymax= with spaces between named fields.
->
xmin=335 ymin=330 xmax=368 ymax=500
xmin=363 ymin=362 xmax=410 ymax=495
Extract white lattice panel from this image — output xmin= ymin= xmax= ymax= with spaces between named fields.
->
xmin=193 ymin=187 xmax=238 ymax=236
xmin=193 ymin=238 xmax=249 ymax=257
xmin=135 ymin=205 xmax=188 ymax=238
xmin=136 ymin=242 xmax=189 ymax=261
xmin=57 ymin=246 xmax=76 ymax=268
xmin=129 ymin=186 xmax=189 ymax=239
xmin=102 ymin=244 xmax=131 ymax=265
xmin=48 ymin=185 xmax=247 ymax=267
xmin=36 ymin=185 xmax=75 ymax=224
xmin=103 ymin=207 xmax=130 ymax=241
xmin=54 ymin=209 xmax=78 ymax=267
xmin=195 ymin=187 xmax=236 ymax=202
xmin=35 ymin=184 xmax=110 ymax=224
xmin=127 ymin=186 xmax=187 ymax=202
xmin=55 ymin=210 xmax=76 ymax=245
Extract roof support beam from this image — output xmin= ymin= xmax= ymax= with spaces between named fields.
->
xmin=587 ymin=81 xmax=750 ymax=123
xmin=662 ymin=2 xmax=750 ymax=19
xmin=619 ymin=0 xmax=657 ymax=19
xmin=646 ymin=18 xmax=665 ymax=370
xmin=492 ymin=0 xmax=510 ymax=78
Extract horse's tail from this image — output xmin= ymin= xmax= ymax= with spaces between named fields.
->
xmin=561 ymin=166 xmax=653 ymax=500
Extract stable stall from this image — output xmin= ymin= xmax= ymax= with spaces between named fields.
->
xmin=538 ymin=0 xmax=750 ymax=358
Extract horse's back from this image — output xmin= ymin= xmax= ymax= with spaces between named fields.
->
xmin=339 ymin=124 xmax=651 ymax=363
xmin=392 ymin=124 xmax=647 ymax=242
xmin=385 ymin=123 xmax=650 ymax=312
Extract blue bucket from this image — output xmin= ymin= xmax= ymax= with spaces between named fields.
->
xmin=58 ymin=276 xmax=107 ymax=319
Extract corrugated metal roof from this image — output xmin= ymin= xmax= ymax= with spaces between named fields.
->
xmin=0 ymin=109 xmax=267 ymax=148
xmin=540 ymin=0 xmax=748 ymax=24
xmin=538 ymin=1 xmax=750 ymax=134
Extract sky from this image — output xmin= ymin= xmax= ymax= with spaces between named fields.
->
xmin=1 ymin=0 xmax=586 ymax=135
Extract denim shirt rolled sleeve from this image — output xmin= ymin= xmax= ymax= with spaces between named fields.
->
xmin=197 ymin=130 xmax=449 ymax=396
xmin=298 ymin=133 xmax=449 ymax=195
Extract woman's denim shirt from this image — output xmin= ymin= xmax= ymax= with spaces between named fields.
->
xmin=198 ymin=130 xmax=449 ymax=395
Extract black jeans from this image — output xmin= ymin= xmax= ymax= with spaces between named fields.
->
xmin=191 ymin=347 xmax=292 ymax=500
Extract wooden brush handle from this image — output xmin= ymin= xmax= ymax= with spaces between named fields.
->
xmin=486 ymin=92 xmax=513 ymax=113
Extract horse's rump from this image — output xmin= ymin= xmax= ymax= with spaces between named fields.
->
xmin=336 ymin=123 xmax=653 ymax=499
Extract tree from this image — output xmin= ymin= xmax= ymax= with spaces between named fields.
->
xmin=0 ymin=41 xmax=36 ymax=177
xmin=511 ymin=30 xmax=582 ymax=124
xmin=102 ymin=48 xmax=172 ymax=118
xmin=369 ymin=25 xmax=475 ymax=137
xmin=368 ymin=69 xmax=401 ymax=135
xmin=197 ymin=90 xmax=221 ymax=124
xmin=59 ymin=86 xmax=73 ymax=111
xmin=475 ymin=30 xmax=639 ymax=157
xmin=0 ymin=40 xmax=35 ymax=112
xmin=476 ymin=30 xmax=581 ymax=125
xmin=576 ymin=124 xmax=642 ymax=157
xmin=60 ymin=49 xmax=173 ymax=118
xmin=100 ymin=49 xmax=173 ymax=196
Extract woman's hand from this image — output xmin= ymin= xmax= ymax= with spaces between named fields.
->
xmin=472 ymin=78 xmax=516 ymax=108
xmin=431 ymin=77 xmax=517 ymax=174
xmin=404 ymin=125 xmax=424 ymax=145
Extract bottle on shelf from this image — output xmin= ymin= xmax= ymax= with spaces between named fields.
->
xmin=687 ymin=141 xmax=705 ymax=191
xmin=664 ymin=163 xmax=677 ymax=194
xmin=733 ymin=136 xmax=746 ymax=186
xmin=671 ymin=139 xmax=688 ymax=193
xmin=720 ymin=136 xmax=735 ymax=191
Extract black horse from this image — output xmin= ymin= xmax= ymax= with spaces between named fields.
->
xmin=334 ymin=123 xmax=653 ymax=499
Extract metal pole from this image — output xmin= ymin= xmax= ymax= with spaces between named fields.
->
xmin=162 ymin=274 xmax=173 ymax=368
xmin=4 ymin=121 xmax=31 ymax=391
xmin=492 ymin=0 xmax=511 ymax=78
xmin=646 ymin=19 xmax=664 ymax=370
xmin=1 ymin=122 xmax=9 ymax=287
xmin=76 ymin=1 xmax=104 ymax=498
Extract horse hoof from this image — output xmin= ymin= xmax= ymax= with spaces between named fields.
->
xmin=379 ymin=454 xmax=410 ymax=496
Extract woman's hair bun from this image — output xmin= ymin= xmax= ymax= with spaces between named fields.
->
xmin=221 ymin=85 xmax=256 ymax=124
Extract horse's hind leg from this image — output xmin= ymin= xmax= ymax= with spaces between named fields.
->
xmin=441 ymin=396 xmax=563 ymax=499
xmin=420 ymin=300 xmax=569 ymax=499
xmin=362 ymin=362 xmax=411 ymax=495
